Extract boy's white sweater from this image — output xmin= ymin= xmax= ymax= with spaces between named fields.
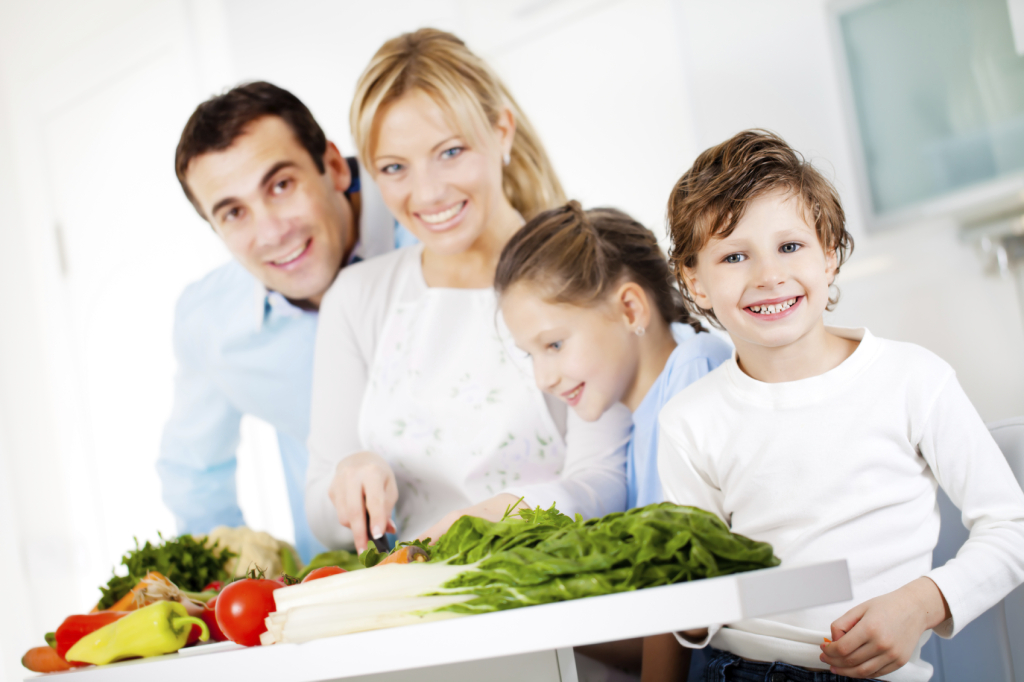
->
xmin=658 ymin=327 xmax=1024 ymax=682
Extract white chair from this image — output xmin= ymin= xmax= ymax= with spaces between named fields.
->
xmin=922 ymin=417 xmax=1024 ymax=682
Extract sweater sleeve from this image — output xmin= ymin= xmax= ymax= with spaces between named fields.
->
xmin=304 ymin=271 xmax=373 ymax=550
xmin=505 ymin=403 xmax=631 ymax=520
xmin=921 ymin=374 xmax=1024 ymax=638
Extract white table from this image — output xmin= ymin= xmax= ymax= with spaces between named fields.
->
xmin=28 ymin=560 xmax=851 ymax=682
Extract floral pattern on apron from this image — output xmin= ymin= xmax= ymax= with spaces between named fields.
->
xmin=358 ymin=267 xmax=565 ymax=540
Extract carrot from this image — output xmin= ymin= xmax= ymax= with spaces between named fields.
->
xmin=89 ymin=571 xmax=172 ymax=613
xmin=21 ymin=646 xmax=73 ymax=673
xmin=377 ymin=546 xmax=428 ymax=566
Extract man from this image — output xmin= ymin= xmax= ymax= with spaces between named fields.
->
xmin=159 ymin=81 xmax=412 ymax=561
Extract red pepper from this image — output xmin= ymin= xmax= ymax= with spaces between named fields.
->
xmin=202 ymin=580 xmax=223 ymax=593
xmin=200 ymin=596 xmax=229 ymax=642
xmin=55 ymin=612 xmax=128 ymax=666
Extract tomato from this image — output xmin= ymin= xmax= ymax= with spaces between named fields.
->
xmin=202 ymin=581 xmax=223 ymax=593
xmin=202 ymin=596 xmax=229 ymax=642
xmin=301 ymin=566 xmax=346 ymax=582
xmin=214 ymin=579 xmax=281 ymax=647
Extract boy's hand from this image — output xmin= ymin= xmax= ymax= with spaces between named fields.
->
xmin=819 ymin=577 xmax=950 ymax=679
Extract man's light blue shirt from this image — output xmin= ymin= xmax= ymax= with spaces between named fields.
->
xmin=158 ymin=261 xmax=326 ymax=560
xmin=158 ymin=164 xmax=415 ymax=562
xmin=626 ymin=323 xmax=733 ymax=509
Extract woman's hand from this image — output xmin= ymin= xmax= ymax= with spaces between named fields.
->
xmin=417 ymin=493 xmax=527 ymax=544
xmin=819 ymin=577 xmax=950 ymax=679
xmin=327 ymin=451 xmax=398 ymax=553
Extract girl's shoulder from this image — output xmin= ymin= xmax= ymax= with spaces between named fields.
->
xmin=669 ymin=324 xmax=734 ymax=370
xmin=644 ymin=326 xmax=734 ymax=419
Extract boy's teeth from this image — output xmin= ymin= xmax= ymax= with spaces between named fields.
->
xmin=420 ymin=202 xmax=465 ymax=224
xmin=750 ymin=298 xmax=797 ymax=315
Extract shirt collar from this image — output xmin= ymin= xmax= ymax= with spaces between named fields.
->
xmin=251 ymin=245 xmax=363 ymax=331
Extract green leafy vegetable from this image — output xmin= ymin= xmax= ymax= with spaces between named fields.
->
xmin=297 ymin=550 xmax=365 ymax=579
xmin=429 ymin=503 xmax=780 ymax=614
xmin=96 ymin=533 xmax=235 ymax=610
xmin=265 ymin=503 xmax=780 ymax=644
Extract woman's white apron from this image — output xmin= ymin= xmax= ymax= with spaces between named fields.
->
xmin=358 ymin=266 xmax=565 ymax=540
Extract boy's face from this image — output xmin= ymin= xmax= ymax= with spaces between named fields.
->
xmin=184 ymin=115 xmax=355 ymax=308
xmin=501 ymin=282 xmax=640 ymax=422
xmin=684 ymin=188 xmax=837 ymax=353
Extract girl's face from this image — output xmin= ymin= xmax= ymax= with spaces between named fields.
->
xmin=371 ymin=90 xmax=515 ymax=256
xmin=684 ymin=188 xmax=837 ymax=354
xmin=501 ymin=282 xmax=641 ymax=422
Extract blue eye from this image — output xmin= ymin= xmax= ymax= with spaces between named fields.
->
xmin=380 ymin=163 xmax=402 ymax=174
xmin=781 ymin=242 xmax=801 ymax=253
xmin=724 ymin=253 xmax=745 ymax=264
xmin=548 ymin=340 xmax=563 ymax=351
xmin=441 ymin=147 xmax=463 ymax=160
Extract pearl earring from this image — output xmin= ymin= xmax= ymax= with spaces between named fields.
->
xmin=503 ymin=152 xmax=511 ymax=166
xmin=635 ymin=326 xmax=646 ymax=337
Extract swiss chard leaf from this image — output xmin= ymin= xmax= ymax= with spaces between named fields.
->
xmin=425 ymin=503 xmax=780 ymax=615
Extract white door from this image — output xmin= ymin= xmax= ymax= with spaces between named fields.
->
xmin=35 ymin=0 xmax=291 ymax=606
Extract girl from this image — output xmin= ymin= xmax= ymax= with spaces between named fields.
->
xmin=305 ymin=30 xmax=631 ymax=557
xmin=495 ymin=201 xmax=733 ymax=681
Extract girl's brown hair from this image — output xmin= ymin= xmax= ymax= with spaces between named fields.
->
xmin=350 ymin=28 xmax=565 ymax=220
xmin=495 ymin=201 xmax=705 ymax=334
xmin=667 ymin=129 xmax=854 ymax=327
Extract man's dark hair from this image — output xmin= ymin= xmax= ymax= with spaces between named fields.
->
xmin=175 ymin=81 xmax=328 ymax=217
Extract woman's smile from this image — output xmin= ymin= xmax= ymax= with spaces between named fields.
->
xmin=415 ymin=200 xmax=468 ymax=232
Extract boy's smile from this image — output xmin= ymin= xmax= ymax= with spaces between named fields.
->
xmin=684 ymin=188 xmax=851 ymax=381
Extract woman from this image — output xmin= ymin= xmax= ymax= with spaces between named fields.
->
xmin=305 ymin=29 xmax=631 ymax=553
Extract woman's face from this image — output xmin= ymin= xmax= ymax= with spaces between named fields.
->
xmin=371 ymin=90 xmax=515 ymax=256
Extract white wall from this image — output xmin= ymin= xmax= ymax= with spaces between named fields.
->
xmin=675 ymin=0 xmax=1024 ymax=422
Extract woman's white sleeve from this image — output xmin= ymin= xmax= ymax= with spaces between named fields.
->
xmin=303 ymin=277 xmax=369 ymax=551
xmin=505 ymin=403 xmax=631 ymax=520
xmin=922 ymin=374 xmax=1024 ymax=638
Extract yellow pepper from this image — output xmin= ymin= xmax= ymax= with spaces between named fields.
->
xmin=66 ymin=600 xmax=209 ymax=665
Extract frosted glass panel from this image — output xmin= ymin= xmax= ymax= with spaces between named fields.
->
xmin=840 ymin=0 xmax=1024 ymax=214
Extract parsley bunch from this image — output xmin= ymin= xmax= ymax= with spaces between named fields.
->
xmin=96 ymin=532 xmax=236 ymax=609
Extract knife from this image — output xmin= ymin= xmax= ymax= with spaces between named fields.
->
xmin=366 ymin=510 xmax=390 ymax=554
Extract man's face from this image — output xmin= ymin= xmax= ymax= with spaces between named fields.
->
xmin=185 ymin=115 xmax=354 ymax=307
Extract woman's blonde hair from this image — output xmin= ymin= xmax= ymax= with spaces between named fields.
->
xmin=350 ymin=28 xmax=566 ymax=220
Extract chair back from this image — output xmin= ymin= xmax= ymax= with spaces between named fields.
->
xmin=922 ymin=417 xmax=1024 ymax=682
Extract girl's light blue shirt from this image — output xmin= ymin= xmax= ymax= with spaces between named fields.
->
xmin=626 ymin=323 xmax=732 ymax=509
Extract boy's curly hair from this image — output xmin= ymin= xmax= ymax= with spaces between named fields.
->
xmin=666 ymin=129 xmax=854 ymax=327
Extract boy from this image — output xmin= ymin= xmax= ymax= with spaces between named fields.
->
xmin=658 ymin=129 xmax=1024 ymax=681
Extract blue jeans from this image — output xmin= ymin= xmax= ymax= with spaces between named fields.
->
xmin=695 ymin=647 xmax=882 ymax=682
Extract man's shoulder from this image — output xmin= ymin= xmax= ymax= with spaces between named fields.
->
xmin=174 ymin=260 xmax=258 ymax=339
